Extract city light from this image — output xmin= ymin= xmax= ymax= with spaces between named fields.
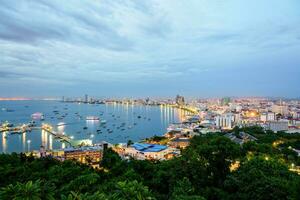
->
xmin=265 ymin=156 xmax=269 ymax=161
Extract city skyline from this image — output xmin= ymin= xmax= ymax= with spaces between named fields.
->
xmin=1 ymin=0 xmax=300 ymax=98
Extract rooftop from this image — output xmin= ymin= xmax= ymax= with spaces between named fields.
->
xmin=131 ymin=143 xmax=168 ymax=152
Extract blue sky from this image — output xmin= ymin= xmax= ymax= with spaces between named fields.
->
xmin=0 ymin=0 xmax=300 ymax=98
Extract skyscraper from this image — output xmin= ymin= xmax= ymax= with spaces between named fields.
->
xmin=221 ymin=97 xmax=231 ymax=106
xmin=175 ymin=95 xmax=185 ymax=106
xmin=84 ymin=94 xmax=88 ymax=103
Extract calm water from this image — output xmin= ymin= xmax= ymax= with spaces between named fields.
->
xmin=0 ymin=100 xmax=187 ymax=153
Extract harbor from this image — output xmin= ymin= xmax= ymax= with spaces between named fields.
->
xmin=0 ymin=100 xmax=191 ymax=153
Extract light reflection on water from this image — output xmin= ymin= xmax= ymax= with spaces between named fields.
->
xmin=2 ymin=132 xmax=7 ymax=153
xmin=0 ymin=101 xmax=191 ymax=153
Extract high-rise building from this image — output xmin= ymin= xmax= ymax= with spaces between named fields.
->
xmin=272 ymin=104 xmax=288 ymax=116
xmin=215 ymin=113 xmax=234 ymax=129
xmin=221 ymin=97 xmax=231 ymax=106
xmin=260 ymin=112 xmax=276 ymax=122
xmin=175 ymin=95 xmax=185 ymax=106
xmin=84 ymin=94 xmax=88 ymax=103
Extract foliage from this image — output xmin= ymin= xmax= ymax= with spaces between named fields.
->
xmin=224 ymin=156 xmax=300 ymax=200
xmin=0 ymin=129 xmax=299 ymax=200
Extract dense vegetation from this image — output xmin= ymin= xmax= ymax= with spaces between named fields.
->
xmin=0 ymin=127 xmax=299 ymax=200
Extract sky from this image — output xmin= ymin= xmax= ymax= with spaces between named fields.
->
xmin=0 ymin=0 xmax=300 ymax=98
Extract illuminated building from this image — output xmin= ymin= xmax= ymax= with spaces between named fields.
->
xmin=175 ymin=95 xmax=185 ymax=106
xmin=169 ymin=137 xmax=190 ymax=149
xmin=64 ymin=146 xmax=103 ymax=168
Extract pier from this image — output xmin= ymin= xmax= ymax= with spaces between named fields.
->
xmin=41 ymin=124 xmax=72 ymax=144
xmin=0 ymin=123 xmax=73 ymax=145
xmin=0 ymin=123 xmax=35 ymax=133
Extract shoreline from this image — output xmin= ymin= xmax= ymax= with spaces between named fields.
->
xmin=0 ymin=102 xmax=196 ymax=154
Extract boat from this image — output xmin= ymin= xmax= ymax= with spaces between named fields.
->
xmin=57 ymin=122 xmax=66 ymax=126
xmin=86 ymin=116 xmax=99 ymax=121
xmin=10 ymin=131 xmax=21 ymax=135
xmin=100 ymin=120 xmax=107 ymax=124
xmin=31 ymin=112 xmax=44 ymax=120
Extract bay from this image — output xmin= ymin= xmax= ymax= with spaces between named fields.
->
xmin=0 ymin=100 xmax=187 ymax=153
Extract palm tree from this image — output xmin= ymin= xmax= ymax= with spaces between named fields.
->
xmin=0 ymin=180 xmax=43 ymax=200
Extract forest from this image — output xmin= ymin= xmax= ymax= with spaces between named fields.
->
xmin=0 ymin=127 xmax=299 ymax=200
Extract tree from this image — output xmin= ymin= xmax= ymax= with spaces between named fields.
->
xmin=127 ymin=140 xmax=134 ymax=147
xmin=115 ymin=180 xmax=156 ymax=200
xmin=224 ymin=156 xmax=300 ymax=200
xmin=61 ymin=191 xmax=111 ymax=200
xmin=186 ymin=135 xmax=241 ymax=187
xmin=0 ymin=180 xmax=46 ymax=200
xmin=101 ymin=148 xmax=123 ymax=169
xmin=62 ymin=173 xmax=100 ymax=194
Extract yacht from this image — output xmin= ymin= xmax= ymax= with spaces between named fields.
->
xmin=86 ymin=116 xmax=99 ymax=121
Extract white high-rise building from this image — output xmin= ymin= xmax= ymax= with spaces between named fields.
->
xmin=267 ymin=112 xmax=276 ymax=121
xmin=260 ymin=112 xmax=276 ymax=122
xmin=215 ymin=113 xmax=234 ymax=129
xmin=268 ymin=121 xmax=288 ymax=132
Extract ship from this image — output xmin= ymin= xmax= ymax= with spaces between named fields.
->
xmin=86 ymin=116 xmax=100 ymax=121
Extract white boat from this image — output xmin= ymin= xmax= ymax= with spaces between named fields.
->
xmin=100 ymin=120 xmax=107 ymax=124
xmin=86 ymin=116 xmax=99 ymax=121
xmin=31 ymin=112 xmax=44 ymax=120
xmin=57 ymin=122 xmax=67 ymax=126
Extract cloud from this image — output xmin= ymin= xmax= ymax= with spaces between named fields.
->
xmin=0 ymin=70 xmax=23 ymax=78
xmin=0 ymin=0 xmax=299 ymax=97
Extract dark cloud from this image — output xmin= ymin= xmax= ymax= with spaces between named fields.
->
xmin=0 ymin=2 xmax=69 ymax=44
xmin=0 ymin=0 xmax=133 ymax=50
xmin=0 ymin=70 xmax=23 ymax=78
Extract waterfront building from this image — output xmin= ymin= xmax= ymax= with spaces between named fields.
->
xmin=84 ymin=94 xmax=89 ymax=103
xmin=175 ymin=95 xmax=185 ymax=106
xmin=124 ymin=143 xmax=179 ymax=160
xmin=64 ymin=146 xmax=103 ymax=168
